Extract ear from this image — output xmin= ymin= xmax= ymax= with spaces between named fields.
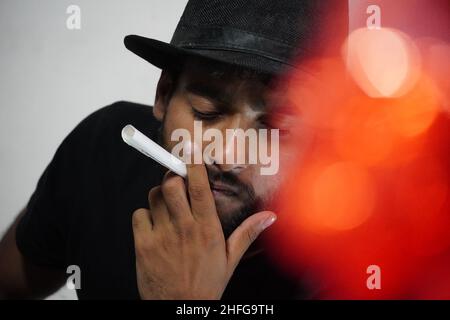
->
xmin=153 ymin=70 xmax=176 ymax=121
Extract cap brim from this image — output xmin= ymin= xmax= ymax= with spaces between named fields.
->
xmin=124 ymin=34 xmax=294 ymax=75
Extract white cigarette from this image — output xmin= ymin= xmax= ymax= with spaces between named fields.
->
xmin=121 ymin=124 xmax=187 ymax=178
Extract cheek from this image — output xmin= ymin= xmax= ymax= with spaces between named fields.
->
xmin=161 ymin=100 xmax=195 ymax=149
xmin=242 ymin=167 xmax=282 ymax=199
xmin=256 ymin=175 xmax=281 ymax=199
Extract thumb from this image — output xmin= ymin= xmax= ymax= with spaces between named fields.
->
xmin=226 ymin=211 xmax=277 ymax=271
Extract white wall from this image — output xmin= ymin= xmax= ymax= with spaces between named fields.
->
xmin=0 ymin=0 xmax=188 ymax=300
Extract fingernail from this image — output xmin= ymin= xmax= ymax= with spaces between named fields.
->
xmin=260 ymin=214 xmax=277 ymax=230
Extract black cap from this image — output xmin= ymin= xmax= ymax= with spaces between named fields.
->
xmin=124 ymin=0 xmax=348 ymax=75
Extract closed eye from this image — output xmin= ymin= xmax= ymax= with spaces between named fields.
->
xmin=191 ymin=107 xmax=223 ymax=121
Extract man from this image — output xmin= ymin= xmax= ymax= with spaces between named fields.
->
xmin=0 ymin=0 xmax=346 ymax=299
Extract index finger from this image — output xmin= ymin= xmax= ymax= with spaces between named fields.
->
xmin=186 ymin=161 xmax=217 ymax=221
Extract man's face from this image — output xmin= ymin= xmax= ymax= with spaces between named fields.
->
xmin=155 ymin=58 xmax=301 ymax=236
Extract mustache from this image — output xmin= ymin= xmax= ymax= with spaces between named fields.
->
xmin=205 ymin=165 xmax=256 ymax=201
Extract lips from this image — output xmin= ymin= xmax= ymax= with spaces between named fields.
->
xmin=209 ymin=181 xmax=238 ymax=197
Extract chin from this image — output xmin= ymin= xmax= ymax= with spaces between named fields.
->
xmin=215 ymin=200 xmax=243 ymax=220
xmin=216 ymin=204 xmax=253 ymax=239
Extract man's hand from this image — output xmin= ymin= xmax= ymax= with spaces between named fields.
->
xmin=132 ymin=162 xmax=276 ymax=300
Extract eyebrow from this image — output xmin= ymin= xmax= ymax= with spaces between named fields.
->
xmin=185 ymin=80 xmax=269 ymax=113
xmin=185 ymin=82 xmax=231 ymax=107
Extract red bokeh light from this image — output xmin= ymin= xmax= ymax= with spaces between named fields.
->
xmin=263 ymin=19 xmax=449 ymax=298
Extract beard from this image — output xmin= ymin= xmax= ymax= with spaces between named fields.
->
xmin=205 ymin=164 xmax=263 ymax=239
xmin=158 ymin=117 xmax=265 ymax=239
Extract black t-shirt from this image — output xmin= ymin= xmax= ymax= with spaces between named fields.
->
xmin=16 ymin=101 xmax=305 ymax=299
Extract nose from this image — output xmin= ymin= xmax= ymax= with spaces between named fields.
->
xmin=207 ymin=115 xmax=252 ymax=174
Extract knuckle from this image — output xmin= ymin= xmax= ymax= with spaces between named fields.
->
xmin=188 ymin=184 xmax=207 ymax=201
xmin=170 ymin=196 xmax=185 ymax=213
xmin=174 ymin=220 xmax=196 ymax=240
xmin=132 ymin=208 xmax=147 ymax=230
xmin=161 ymin=176 xmax=183 ymax=197
xmin=134 ymin=237 xmax=153 ymax=257
xmin=200 ymin=227 xmax=222 ymax=248
xmin=162 ymin=177 xmax=189 ymax=213
xmin=245 ymin=228 xmax=258 ymax=244
xmin=148 ymin=186 xmax=161 ymax=205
